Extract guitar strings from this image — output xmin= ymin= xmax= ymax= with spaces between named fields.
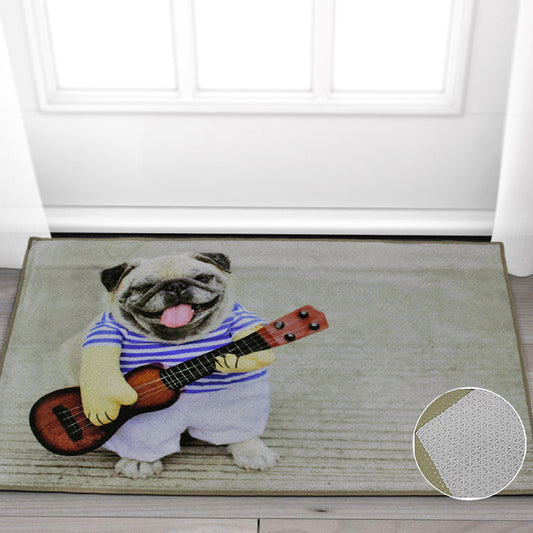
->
xmin=52 ymin=330 xmax=275 ymax=428
xmin=49 ymin=321 xmax=314 ymax=432
xmin=38 ymin=321 xmax=320 ymax=436
xmin=58 ymin=326 xmax=274 ymax=419
xmin=59 ymin=318 xmax=314 ymax=429
xmin=57 ymin=333 xmax=266 ymax=420
xmin=56 ymin=333 xmax=264 ymax=419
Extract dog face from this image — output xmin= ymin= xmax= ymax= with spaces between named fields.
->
xmin=101 ymin=252 xmax=234 ymax=343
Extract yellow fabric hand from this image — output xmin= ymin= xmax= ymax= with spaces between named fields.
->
xmin=215 ymin=326 xmax=275 ymax=373
xmin=80 ymin=345 xmax=138 ymax=426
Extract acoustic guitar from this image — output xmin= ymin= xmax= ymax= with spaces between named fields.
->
xmin=29 ymin=305 xmax=328 ymax=456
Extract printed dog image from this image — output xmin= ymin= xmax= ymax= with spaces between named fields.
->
xmin=61 ymin=252 xmax=278 ymax=479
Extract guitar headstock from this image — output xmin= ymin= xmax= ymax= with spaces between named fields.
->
xmin=257 ymin=305 xmax=329 ymax=348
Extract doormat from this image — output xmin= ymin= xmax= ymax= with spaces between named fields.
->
xmin=0 ymin=237 xmax=531 ymax=496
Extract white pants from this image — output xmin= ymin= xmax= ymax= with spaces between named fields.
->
xmin=104 ymin=378 xmax=270 ymax=462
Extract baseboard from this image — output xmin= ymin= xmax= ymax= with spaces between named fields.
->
xmin=44 ymin=206 xmax=494 ymax=236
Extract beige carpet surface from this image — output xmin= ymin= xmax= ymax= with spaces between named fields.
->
xmin=0 ymin=237 xmax=531 ymax=495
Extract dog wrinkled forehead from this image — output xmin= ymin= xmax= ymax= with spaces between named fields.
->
xmin=134 ymin=253 xmax=231 ymax=279
xmin=100 ymin=252 xmax=231 ymax=292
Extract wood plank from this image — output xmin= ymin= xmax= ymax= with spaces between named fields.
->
xmin=0 ymin=269 xmax=20 ymax=349
xmin=0 ymin=518 xmax=257 ymax=533
xmin=509 ymin=275 xmax=533 ymax=345
xmin=523 ymin=346 xmax=533 ymax=373
xmin=0 ymin=493 xmax=533 ymax=521
xmin=260 ymin=519 xmax=533 ymax=532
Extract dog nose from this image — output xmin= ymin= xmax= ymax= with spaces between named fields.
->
xmin=167 ymin=280 xmax=189 ymax=294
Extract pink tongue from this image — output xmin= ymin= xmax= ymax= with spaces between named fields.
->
xmin=160 ymin=304 xmax=194 ymax=328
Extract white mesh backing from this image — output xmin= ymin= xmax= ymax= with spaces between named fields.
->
xmin=416 ymin=388 xmax=526 ymax=499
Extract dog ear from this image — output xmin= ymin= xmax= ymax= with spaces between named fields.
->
xmin=100 ymin=263 xmax=136 ymax=292
xmin=195 ymin=252 xmax=231 ymax=273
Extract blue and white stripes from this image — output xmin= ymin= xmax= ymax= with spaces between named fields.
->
xmin=83 ymin=303 xmax=268 ymax=393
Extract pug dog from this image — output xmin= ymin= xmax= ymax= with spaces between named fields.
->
xmin=63 ymin=252 xmax=278 ymax=479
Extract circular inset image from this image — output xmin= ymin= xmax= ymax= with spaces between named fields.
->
xmin=413 ymin=387 xmax=527 ymax=500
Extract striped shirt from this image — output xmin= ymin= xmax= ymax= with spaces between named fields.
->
xmin=83 ymin=303 xmax=268 ymax=393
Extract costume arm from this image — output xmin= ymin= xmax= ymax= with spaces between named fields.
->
xmin=215 ymin=325 xmax=275 ymax=373
xmin=80 ymin=345 xmax=138 ymax=426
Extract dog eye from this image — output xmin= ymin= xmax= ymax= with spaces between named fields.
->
xmin=195 ymin=274 xmax=214 ymax=283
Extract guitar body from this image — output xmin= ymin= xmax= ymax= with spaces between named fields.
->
xmin=29 ymin=365 xmax=179 ymax=456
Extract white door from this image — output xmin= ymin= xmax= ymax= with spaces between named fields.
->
xmin=0 ymin=0 xmax=519 ymax=235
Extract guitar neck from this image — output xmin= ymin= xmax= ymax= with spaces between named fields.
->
xmin=159 ymin=305 xmax=329 ymax=392
xmin=159 ymin=330 xmax=271 ymax=391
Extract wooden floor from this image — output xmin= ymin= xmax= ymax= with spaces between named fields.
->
xmin=1 ymin=267 xmax=533 ymax=532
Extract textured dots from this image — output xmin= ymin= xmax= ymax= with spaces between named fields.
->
xmin=415 ymin=388 xmax=526 ymax=500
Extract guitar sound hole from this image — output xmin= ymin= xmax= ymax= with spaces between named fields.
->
xmin=52 ymin=405 xmax=83 ymax=442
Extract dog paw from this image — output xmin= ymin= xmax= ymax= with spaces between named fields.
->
xmin=115 ymin=458 xmax=164 ymax=479
xmin=228 ymin=437 xmax=279 ymax=471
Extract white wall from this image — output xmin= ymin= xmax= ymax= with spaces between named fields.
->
xmin=0 ymin=0 xmax=520 ymax=235
xmin=0 ymin=17 xmax=49 ymax=267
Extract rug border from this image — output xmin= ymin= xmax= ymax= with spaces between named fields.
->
xmin=0 ymin=236 xmax=530 ymax=497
